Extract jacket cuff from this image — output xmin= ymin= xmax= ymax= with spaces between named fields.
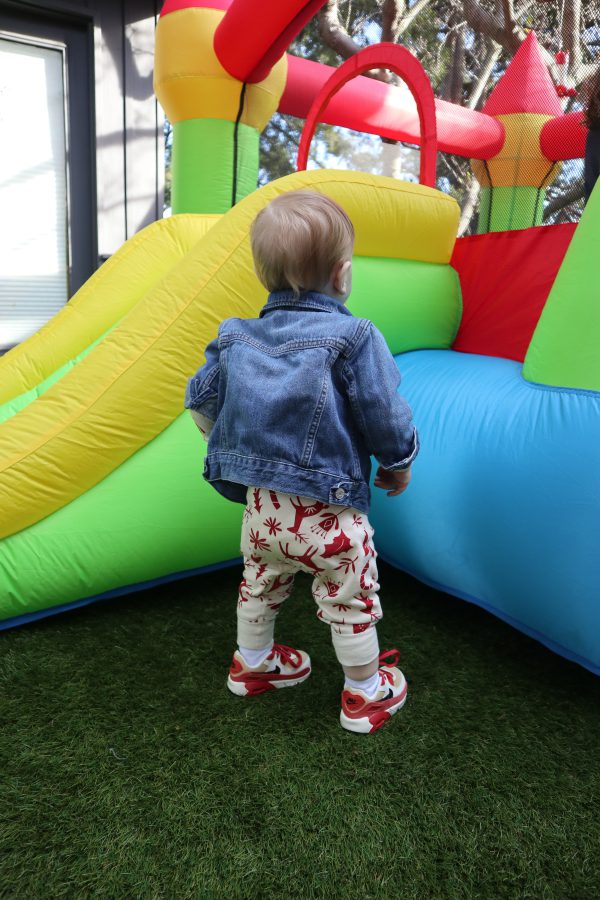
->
xmin=380 ymin=428 xmax=419 ymax=471
xmin=184 ymin=367 xmax=219 ymax=410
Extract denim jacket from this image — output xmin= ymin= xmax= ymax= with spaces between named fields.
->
xmin=184 ymin=290 xmax=419 ymax=514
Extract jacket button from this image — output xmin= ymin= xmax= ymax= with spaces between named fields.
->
xmin=335 ymin=488 xmax=346 ymax=501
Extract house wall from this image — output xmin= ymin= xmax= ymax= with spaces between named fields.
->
xmin=2 ymin=0 xmax=164 ymax=262
xmin=94 ymin=0 xmax=164 ymax=257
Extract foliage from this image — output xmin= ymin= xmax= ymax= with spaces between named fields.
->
xmin=259 ymin=0 xmax=600 ymax=233
xmin=164 ymin=119 xmax=173 ymax=210
xmin=160 ymin=3 xmax=600 ymax=228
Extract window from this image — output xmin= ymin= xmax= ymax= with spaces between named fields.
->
xmin=0 ymin=5 xmax=95 ymax=352
xmin=0 ymin=34 xmax=68 ymax=349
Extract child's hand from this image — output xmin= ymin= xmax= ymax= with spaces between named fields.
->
xmin=374 ymin=466 xmax=411 ymax=496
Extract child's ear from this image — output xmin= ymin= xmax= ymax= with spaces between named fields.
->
xmin=333 ymin=259 xmax=352 ymax=295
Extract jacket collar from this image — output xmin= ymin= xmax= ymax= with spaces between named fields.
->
xmin=259 ymin=290 xmax=353 ymax=317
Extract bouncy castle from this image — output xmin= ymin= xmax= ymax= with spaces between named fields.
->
xmin=1 ymin=0 xmax=599 ymax=676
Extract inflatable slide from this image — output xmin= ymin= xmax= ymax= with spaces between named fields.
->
xmin=1 ymin=0 xmax=599 ymax=679
xmin=0 ymin=172 xmax=459 ymax=626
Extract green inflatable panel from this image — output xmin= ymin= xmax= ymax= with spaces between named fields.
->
xmin=0 ymin=329 xmax=112 ymax=424
xmin=350 ymin=257 xmax=461 ymax=353
xmin=479 ymin=185 xmax=544 ymax=232
xmin=0 ymin=413 xmax=242 ymax=621
xmin=172 ymin=119 xmax=259 ymax=214
xmin=523 ymin=183 xmax=600 ymax=391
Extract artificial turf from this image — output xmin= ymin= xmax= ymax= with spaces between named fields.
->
xmin=1 ymin=561 xmax=599 ymax=899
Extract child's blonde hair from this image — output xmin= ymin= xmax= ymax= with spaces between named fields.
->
xmin=250 ymin=190 xmax=355 ymax=295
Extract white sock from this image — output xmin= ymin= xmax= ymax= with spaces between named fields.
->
xmin=239 ymin=643 xmax=273 ymax=668
xmin=345 ymin=671 xmax=381 ymax=698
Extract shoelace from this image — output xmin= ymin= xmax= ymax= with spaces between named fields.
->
xmin=268 ymin=643 xmax=302 ymax=668
xmin=379 ymin=648 xmax=400 ymax=668
xmin=378 ymin=648 xmax=400 ymax=685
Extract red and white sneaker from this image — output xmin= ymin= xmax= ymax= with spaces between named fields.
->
xmin=227 ymin=644 xmax=312 ymax=697
xmin=340 ymin=649 xmax=407 ymax=734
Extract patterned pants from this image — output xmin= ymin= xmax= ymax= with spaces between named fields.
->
xmin=238 ymin=486 xmax=382 ymax=667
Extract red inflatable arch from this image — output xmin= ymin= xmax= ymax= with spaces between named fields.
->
xmin=297 ymin=43 xmax=438 ymax=187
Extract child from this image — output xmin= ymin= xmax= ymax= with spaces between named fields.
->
xmin=185 ymin=190 xmax=418 ymax=734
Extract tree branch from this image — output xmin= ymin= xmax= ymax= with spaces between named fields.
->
xmin=397 ymin=0 xmax=434 ymax=38
xmin=458 ymin=178 xmax=481 ymax=235
xmin=463 ymin=0 xmax=524 ymax=56
xmin=467 ymin=40 xmax=502 ymax=109
xmin=441 ymin=18 xmax=467 ymax=105
xmin=501 ymin=0 xmax=514 ymax=27
xmin=381 ymin=0 xmax=404 ymax=44
xmin=317 ymin=1 xmax=360 ymax=60
xmin=562 ymin=0 xmax=583 ymax=82
xmin=318 ymin=0 xmax=401 ymax=85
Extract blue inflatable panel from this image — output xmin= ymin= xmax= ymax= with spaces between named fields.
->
xmin=371 ymin=350 xmax=600 ymax=675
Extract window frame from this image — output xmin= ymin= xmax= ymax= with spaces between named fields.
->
xmin=0 ymin=1 xmax=97 ymax=299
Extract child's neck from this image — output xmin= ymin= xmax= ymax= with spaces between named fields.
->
xmin=316 ymin=283 xmax=348 ymax=304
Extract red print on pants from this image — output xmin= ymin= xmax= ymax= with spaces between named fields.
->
xmin=357 ymin=594 xmax=379 ymax=622
xmin=263 ymin=573 xmax=294 ymax=611
xmin=254 ymin=562 xmax=268 ymax=580
xmin=263 ymin=517 xmax=282 ymax=536
xmin=238 ymin=579 xmax=251 ymax=607
xmin=278 ymin=543 xmax=325 ymax=574
xmin=321 ymin=530 xmax=352 ymax=558
xmin=288 ymin=498 xmax=328 ymax=539
xmin=335 ymin=555 xmax=358 ymax=575
xmin=332 ymin=601 xmax=351 ymax=613
xmin=249 ymin=529 xmax=269 ymax=552
xmin=266 ymin=573 xmax=294 ymax=594
xmin=311 ymin=511 xmax=340 ymax=537
xmin=360 ymin=560 xmax=375 ymax=592
xmin=323 ymin=579 xmax=341 ymax=598
xmin=246 ymin=554 xmax=267 ymax=580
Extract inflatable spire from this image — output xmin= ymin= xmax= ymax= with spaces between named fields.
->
xmin=154 ymin=0 xmax=289 ymax=213
xmin=523 ymin=181 xmax=600 ymax=390
xmin=472 ymin=32 xmax=563 ymax=232
xmin=482 ymin=31 xmax=562 ymax=117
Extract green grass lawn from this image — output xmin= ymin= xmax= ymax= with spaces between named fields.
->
xmin=1 ymin=562 xmax=599 ymax=899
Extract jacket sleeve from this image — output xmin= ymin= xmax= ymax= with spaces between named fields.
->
xmin=342 ymin=322 xmax=419 ymax=470
xmin=184 ymin=337 xmax=221 ymax=434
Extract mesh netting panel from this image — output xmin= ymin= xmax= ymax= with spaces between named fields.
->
xmin=259 ymin=0 xmax=600 ymax=234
